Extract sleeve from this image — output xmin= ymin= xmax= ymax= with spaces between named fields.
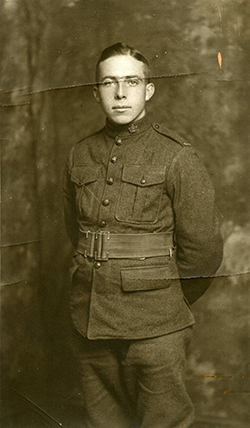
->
xmin=62 ymin=149 xmax=79 ymax=249
xmin=167 ymin=147 xmax=223 ymax=304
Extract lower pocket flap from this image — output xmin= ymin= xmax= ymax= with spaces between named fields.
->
xmin=121 ymin=265 xmax=172 ymax=292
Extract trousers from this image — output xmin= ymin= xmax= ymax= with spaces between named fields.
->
xmin=69 ymin=327 xmax=194 ymax=428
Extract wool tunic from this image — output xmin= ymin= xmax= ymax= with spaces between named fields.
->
xmin=63 ymin=115 xmax=223 ymax=339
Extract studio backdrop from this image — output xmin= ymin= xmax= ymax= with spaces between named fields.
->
xmin=1 ymin=1 xmax=250 ymax=427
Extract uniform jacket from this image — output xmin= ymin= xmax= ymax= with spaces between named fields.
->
xmin=63 ymin=115 xmax=223 ymax=340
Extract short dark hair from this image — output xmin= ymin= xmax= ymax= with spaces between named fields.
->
xmin=95 ymin=42 xmax=150 ymax=83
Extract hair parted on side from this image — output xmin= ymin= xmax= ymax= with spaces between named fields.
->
xmin=95 ymin=42 xmax=151 ymax=83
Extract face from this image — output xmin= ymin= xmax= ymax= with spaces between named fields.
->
xmin=93 ymin=55 xmax=155 ymax=125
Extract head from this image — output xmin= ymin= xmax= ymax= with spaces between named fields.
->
xmin=93 ymin=42 xmax=155 ymax=125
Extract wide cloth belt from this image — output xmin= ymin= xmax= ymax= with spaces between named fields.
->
xmin=77 ymin=229 xmax=174 ymax=261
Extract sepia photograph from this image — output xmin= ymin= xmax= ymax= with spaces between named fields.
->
xmin=1 ymin=1 xmax=250 ymax=427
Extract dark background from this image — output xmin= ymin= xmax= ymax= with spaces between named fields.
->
xmin=1 ymin=0 xmax=250 ymax=427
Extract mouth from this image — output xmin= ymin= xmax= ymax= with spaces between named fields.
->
xmin=112 ymin=106 xmax=131 ymax=112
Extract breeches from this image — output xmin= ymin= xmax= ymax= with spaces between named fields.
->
xmin=69 ymin=327 xmax=194 ymax=428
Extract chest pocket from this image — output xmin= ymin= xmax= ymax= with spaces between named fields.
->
xmin=70 ymin=165 xmax=101 ymax=221
xmin=116 ymin=165 xmax=166 ymax=224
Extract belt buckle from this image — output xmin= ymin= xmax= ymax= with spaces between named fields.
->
xmin=94 ymin=232 xmax=109 ymax=261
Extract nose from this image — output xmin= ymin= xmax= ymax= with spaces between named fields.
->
xmin=115 ymin=81 xmax=127 ymax=100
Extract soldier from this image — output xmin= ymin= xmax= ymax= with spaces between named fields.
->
xmin=63 ymin=42 xmax=223 ymax=428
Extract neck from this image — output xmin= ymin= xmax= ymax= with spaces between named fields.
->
xmin=105 ymin=114 xmax=151 ymax=137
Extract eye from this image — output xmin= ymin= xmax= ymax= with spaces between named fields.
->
xmin=127 ymin=78 xmax=140 ymax=86
xmin=102 ymin=79 xmax=116 ymax=87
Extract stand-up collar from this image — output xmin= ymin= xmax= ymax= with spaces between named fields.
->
xmin=105 ymin=115 xmax=151 ymax=138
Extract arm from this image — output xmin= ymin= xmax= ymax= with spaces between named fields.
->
xmin=62 ymin=151 xmax=79 ymax=249
xmin=167 ymin=147 xmax=223 ymax=304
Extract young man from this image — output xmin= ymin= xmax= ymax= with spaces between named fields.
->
xmin=63 ymin=43 xmax=223 ymax=428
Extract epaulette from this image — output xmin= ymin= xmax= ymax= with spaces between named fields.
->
xmin=152 ymin=123 xmax=192 ymax=147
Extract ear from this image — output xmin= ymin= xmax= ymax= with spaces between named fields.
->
xmin=93 ymin=86 xmax=101 ymax=103
xmin=145 ymin=82 xmax=155 ymax=101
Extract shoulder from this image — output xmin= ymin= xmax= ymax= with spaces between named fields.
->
xmin=66 ymin=127 xmax=104 ymax=167
xmin=76 ymin=127 xmax=104 ymax=146
xmin=151 ymin=123 xmax=204 ymax=174
xmin=69 ymin=127 xmax=104 ymax=154
xmin=152 ymin=123 xmax=192 ymax=148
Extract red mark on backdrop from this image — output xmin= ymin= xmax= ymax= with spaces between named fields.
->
xmin=218 ymin=52 xmax=223 ymax=74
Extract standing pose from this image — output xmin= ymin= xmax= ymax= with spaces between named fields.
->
xmin=63 ymin=42 xmax=223 ymax=428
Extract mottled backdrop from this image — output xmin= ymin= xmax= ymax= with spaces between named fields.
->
xmin=1 ymin=0 xmax=250 ymax=427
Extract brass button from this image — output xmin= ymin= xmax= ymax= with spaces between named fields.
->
xmin=99 ymin=220 xmax=106 ymax=228
xmin=140 ymin=179 xmax=146 ymax=184
xmin=111 ymin=156 xmax=117 ymax=163
xmin=107 ymin=177 xmax=114 ymax=185
xmin=115 ymin=136 xmax=122 ymax=146
xmin=102 ymin=199 xmax=110 ymax=206
xmin=94 ymin=262 xmax=101 ymax=269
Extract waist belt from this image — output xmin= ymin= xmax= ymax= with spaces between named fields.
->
xmin=77 ymin=229 xmax=174 ymax=261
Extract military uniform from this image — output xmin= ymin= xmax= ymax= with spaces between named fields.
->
xmin=63 ymin=115 xmax=223 ymax=427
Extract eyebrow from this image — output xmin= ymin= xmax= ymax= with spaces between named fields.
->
xmin=100 ymin=75 xmax=143 ymax=81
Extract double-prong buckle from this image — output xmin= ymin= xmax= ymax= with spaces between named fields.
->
xmin=88 ymin=231 xmax=109 ymax=261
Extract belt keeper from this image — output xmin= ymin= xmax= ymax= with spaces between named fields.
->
xmin=169 ymin=248 xmax=173 ymax=258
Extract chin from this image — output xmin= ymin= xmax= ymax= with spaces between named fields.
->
xmin=110 ymin=116 xmax=134 ymax=125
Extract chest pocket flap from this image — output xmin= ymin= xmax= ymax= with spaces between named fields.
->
xmin=122 ymin=165 xmax=166 ymax=187
xmin=70 ymin=165 xmax=101 ymax=186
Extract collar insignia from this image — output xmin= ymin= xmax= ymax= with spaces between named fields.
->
xmin=128 ymin=124 xmax=138 ymax=134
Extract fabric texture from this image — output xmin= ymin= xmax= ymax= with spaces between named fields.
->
xmin=69 ymin=326 xmax=195 ymax=428
xmin=63 ymin=115 xmax=223 ymax=339
xmin=63 ymin=114 xmax=223 ymax=427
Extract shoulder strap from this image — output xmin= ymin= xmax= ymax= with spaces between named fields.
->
xmin=152 ymin=123 xmax=192 ymax=147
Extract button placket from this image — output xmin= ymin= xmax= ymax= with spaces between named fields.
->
xmin=98 ymin=136 xmax=121 ymax=227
